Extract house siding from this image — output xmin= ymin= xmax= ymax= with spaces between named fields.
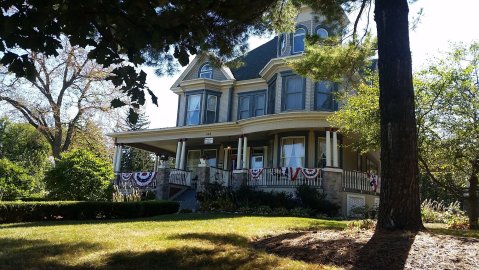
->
xmin=184 ymin=60 xmax=228 ymax=81
xmin=177 ymin=94 xmax=185 ymax=127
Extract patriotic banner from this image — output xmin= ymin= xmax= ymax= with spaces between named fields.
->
xmin=249 ymin=168 xmax=264 ymax=179
xmin=121 ymin=173 xmax=133 ymax=181
xmin=301 ymin=168 xmax=321 ymax=179
xmin=289 ymin=167 xmax=302 ymax=181
xmin=133 ymin=172 xmax=157 ymax=186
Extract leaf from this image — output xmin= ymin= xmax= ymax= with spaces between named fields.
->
xmin=111 ymin=98 xmax=126 ymax=108
xmin=148 ymin=89 xmax=158 ymax=106
xmin=128 ymin=108 xmax=139 ymax=125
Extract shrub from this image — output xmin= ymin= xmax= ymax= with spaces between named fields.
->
xmin=296 ymin=185 xmax=340 ymax=217
xmin=347 ymin=219 xmax=377 ymax=231
xmin=0 ymin=201 xmax=179 ymax=223
xmin=45 ymin=149 xmax=113 ymax=201
xmin=235 ymin=186 xmax=298 ymax=210
xmin=421 ymin=199 xmax=469 ymax=229
xmin=197 ymin=183 xmax=235 ymax=212
xmin=0 ymin=158 xmax=37 ymax=200
xmin=350 ymin=205 xmax=378 ymax=219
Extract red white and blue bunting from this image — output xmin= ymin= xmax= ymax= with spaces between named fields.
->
xmin=289 ymin=167 xmax=302 ymax=181
xmin=301 ymin=168 xmax=321 ymax=179
xmin=249 ymin=168 xmax=264 ymax=179
xmin=367 ymin=172 xmax=379 ymax=192
xmin=121 ymin=173 xmax=133 ymax=181
xmin=131 ymin=172 xmax=157 ymax=186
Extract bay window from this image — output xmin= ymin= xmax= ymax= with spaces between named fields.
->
xmin=186 ymin=94 xmax=201 ymax=125
xmin=315 ymin=81 xmax=338 ymax=111
xmin=238 ymin=91 xmax=266 ymax=120
xmin=282 ymin=74 xmax=305 ymax=111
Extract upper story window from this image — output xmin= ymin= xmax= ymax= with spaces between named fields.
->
xmin=315 ymin=81 xmax=338 ymax=111
xmin=199 ymin=63 xmax=212 ymax=79
xmin=316 ymin=27 xmax=329 ymax=39
xmin=292 ymin=27 xmax=306 ymax=54
xmin=186 ymin=94 xmax=201 ymax=125
xmin=205 ymin=95 xmax=218 ymax=124
xmin=281 ymin=136 xmax=305 ymax=167
xmin=282 ymin=74 xmax=305 ymax=111
xmin=238 ymin=91 xmax=266 ymax=120
xmin=185 ymin=91 xmax=220 ymax=126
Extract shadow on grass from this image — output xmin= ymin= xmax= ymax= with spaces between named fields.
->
xmin=0 ymin=212 xmax=242 ymax=229
xmin=427 ymin=227 xmax=479 ymax=240
xmin=0 ymin=232 xmax=286 ymax=270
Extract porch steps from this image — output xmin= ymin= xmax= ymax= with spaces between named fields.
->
xmin=172 ymin=187 xmax=198 ymax=211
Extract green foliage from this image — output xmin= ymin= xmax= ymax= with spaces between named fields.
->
xmin=0 ymin=158 xmax=37 ymax=200
xmin=421 ymin=199 xmax=469 ymax=230
xmin=350 ymin=205 xmax=378 ymax=219
xmin=0 ymin=201 xmax=179 ymax=223
xmin=347 ymin=219 xmax=376 ymax=231
xmin=45 ymin=149 xmax=113 ymax=201
xmin=198 ymin=183 xmax=236 ymax=212
xmin=296 ymin=185 xmax=340 ymax=217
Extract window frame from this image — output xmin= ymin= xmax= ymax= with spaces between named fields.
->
xmin=315 ymin=27 xmax=329 ymax=39
xmin=314 ymin=81 xmax=338 ymax=111
xmin=280 ymin=136 xmax=306 ymax=168
xmin=281 ymin=72 xmax=306 ymax=111
xmin=237 ymin=90 xmax=266 ymax=120
xmin=204 ymin=94 xmax=219 ymax=124
xmin=184 ymin=90 xmax=221 ymax=126
xmin=185 ymin=93 xmax=202 ymax=126
xmin=292 ymin=26 xmax=307 ymax=54
xmin=198 ymin=62 xmax=213 ymax=79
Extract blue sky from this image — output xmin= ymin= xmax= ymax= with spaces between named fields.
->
xmin=144 ymin=0 xmax=479 ymax=128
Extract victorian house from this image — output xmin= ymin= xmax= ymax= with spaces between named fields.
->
xmin=108 ymin=6 xmax=380 ymax=216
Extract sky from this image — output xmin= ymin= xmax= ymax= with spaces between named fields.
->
xmin=144 ymin=0 xmax=479 ymax=129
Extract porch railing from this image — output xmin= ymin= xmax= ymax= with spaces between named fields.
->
xmin=209 ymin=166 xmax=231 ymax=187
xmin=115 ymin=172 xmax=158 ymax=190
xmin=342 ymin=170 xmax=380 ymax=194
xmin=247 ymin=168 xmax=322 ymax=187
xmin=169 ymin=169 xmax=192 ymax=187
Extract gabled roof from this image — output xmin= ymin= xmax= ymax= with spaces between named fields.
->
xmin=230 ymin=37 xmax=278 ymax=81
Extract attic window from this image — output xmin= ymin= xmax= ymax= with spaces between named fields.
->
xmin=316 ymin=28 xmax=329 ymax=39
xmin=199 ymin=63 xmax=212 ymax=79
xmin=292 ymin=27 xmax=306 ymax=54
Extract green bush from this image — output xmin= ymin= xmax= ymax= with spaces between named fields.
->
xmin=45 ymin=149 xmax=113 ymax=201
xmin=197 ymin=183 xmax=235 ymax=212
xmin=0 ymin=201 xmax=179 ymax=223
xmin=296 ymin=185 xmax=340 ymax=217
xmin=0 ymin=158 xmax=37 ymax=200
xmin=421 ymin=199 xmax=469 ymax=229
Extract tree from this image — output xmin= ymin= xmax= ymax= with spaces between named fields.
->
xmin=0 ymin=158 xmax=37 ymax=200
xmin=0 ymin=39 xmax=119 ymax=158
xmin=1 ymin=0 xmax=422 ymax=230
xmin=45 ymin=149 xmax=113 ymax=201
xmin=119 ymin=110 xmax=156 ymax=172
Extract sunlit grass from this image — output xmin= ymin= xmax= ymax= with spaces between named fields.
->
xmin=425 ymin=223 xmax=479 ymax=239
xmin=0 ymin=213 xmax=346 ymax=270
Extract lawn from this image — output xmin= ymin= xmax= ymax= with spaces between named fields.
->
xmin=0 ymin=213 xmax=346 ymax=270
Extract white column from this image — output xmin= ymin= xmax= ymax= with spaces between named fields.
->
xmin=273 ymin=134 xmax=278 ymax=167
xmin=112 ymin=145 xmax=118 ymax=172
xmin=115 ymin=144 xmax=123 ymax=172
xmin=175 ymin=140 xmax=182 ymax=169
xmin=153 ymin=154 xmax=159 ymax=172
xmin=325 ymin=130 xmax=332 ymax=167
xmin=180 ymin=139 xmax=187 ymax=170
xmin=237 ymin=137 xmax=243 ymax=170
xmin=223 ymin=148 xmax=229 ymax=170
xmin=333 ymin=131 xmax=339 ymax=167
xmin=242 ymin=136 xmax=248 ymax=169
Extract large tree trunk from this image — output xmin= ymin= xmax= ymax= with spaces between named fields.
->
xmin=468 ymin=165 xmax=478 ymax=230
xmin=374 ymin=0 xmax=423 ymax=230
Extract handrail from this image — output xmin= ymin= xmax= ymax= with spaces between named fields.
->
xmin=247 ymin=167 xmax=322 ymax=187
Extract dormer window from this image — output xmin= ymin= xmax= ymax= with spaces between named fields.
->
xmin=292 ymin=27 xmax=306 ymax=54
xmin=316 ymin=28 xmax=329 ymax=39
xmin=199 ymin=63 xmax=212 ymax=79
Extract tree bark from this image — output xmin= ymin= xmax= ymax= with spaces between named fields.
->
xmin=468 ymin=161 xmax=478 ymax=230
xmin=374 ymin=0 xmax=423 ymax=230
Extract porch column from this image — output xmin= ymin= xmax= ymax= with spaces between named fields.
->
xmin=153 ymin=154 xmax=159 ymax=172
xmin=175 ymin=139 xmax=182 ymax=169
xmin=333 ymin=130 xmax=339 ymax=167
xmin=180 ymin=139 xmax=187 ymax=170
xmin=242 ymin=135 xmax=248 ymax=169
xmin=223 ymin=148 xmax=229 ymax=170
xmin=115 ymin=144 xmax=123 ymax=173
xmin=325 ymin=129 xmax=332 ymax=167
xmin=273 ymin=134 xmax=278 ymax=167
xmin=112 ymin=144 xmax=118 ymax=172
xmin=237 ymin=136 xmax=243 ymax=170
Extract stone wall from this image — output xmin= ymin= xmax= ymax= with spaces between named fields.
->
xmin=155 ymin=169 xmax=170 ymax=200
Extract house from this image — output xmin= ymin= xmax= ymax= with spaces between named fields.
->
xmin=108 ymin=6 xmax=380 ymax=217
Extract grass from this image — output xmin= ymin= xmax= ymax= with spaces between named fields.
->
xmin=0 ymin=213 xmax=347 ymax=270
xmin=425 ymin=223 xmax=479 ymax=239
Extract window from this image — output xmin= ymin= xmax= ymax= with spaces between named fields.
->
xmin=316 ymin=28 xmax=328 ymax=39
xmin=283 ymin=75 xmax=304 ymax=111
xmin=292 ymin=27 xmax=306 ymax=54
xmin=238 ymin=91 xmax=266 ymax=120
xmin=186 ymin=94 xmax=201 ymax=125
xmin=205 ymin=95 xmax=217 ymax=124
xmin=281 ymin=137 xmax=305 ymax=167
xmin=199 ymin=63 xmax=212 ymax=79
xmin=315 ymin=81 xmax=338 ymax=111
xmin=203 ymin=149 xmax=217 ymax=167
xmin=187 ymin=150 xmax=201 ymax=170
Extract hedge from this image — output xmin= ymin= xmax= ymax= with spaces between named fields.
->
xmin=0 ymin=201 xmax=180 ymax=223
